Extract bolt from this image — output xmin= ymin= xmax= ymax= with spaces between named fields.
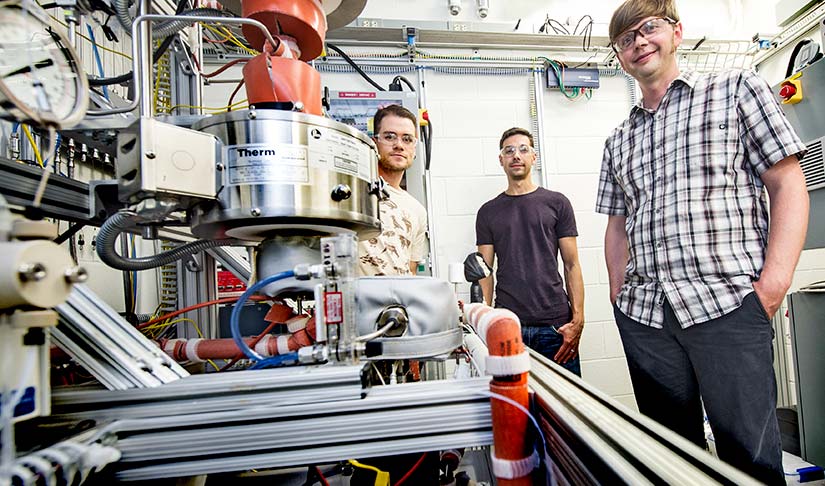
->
xmin=145 ymin=151 xmax=156 ymax=159
xmin=293 ymin=101 xmax=304 ymax=112
xmin=216 ymin=163 xmax=224 ymax=171
xmin=248 ymin=111 xmax=257 ymax=120
xmin=18 ymin=263 xmax=47 ymax=282
xmin=250 ymin=208 xmax=262 ymax=217
xmin=64 ymin=266 xmax=89 ymax=283
xmin=331 ymin=184 xmax=352 ymax=202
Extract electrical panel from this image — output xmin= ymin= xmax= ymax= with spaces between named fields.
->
xmin=546 ymin=67 xmax=600 ymax=89
xmin=327 ymin=90 xmax=418 ymax=136
xmin=773 ymin=56 xmax=825 ymax=250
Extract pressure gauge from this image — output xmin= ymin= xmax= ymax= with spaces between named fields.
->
xmin=0 ymin=0 xmax=88 ymax=128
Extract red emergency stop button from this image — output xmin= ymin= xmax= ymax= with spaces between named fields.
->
xmin=779 ymin=74 xmax=803 ymax=104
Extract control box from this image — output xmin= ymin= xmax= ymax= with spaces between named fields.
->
xmin=546 ymin=67 xmax=600 ymax=89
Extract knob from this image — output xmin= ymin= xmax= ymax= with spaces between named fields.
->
xmin=779 ymin=83 xmax=796 ymax=99
xmin=331 ymin=184 xmax=352 ymax=202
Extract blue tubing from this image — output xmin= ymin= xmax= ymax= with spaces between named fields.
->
xmin=249 ymin=352 xmax=299 ymax=369
xmin=230 ymin=270 xmax=296 ymax=361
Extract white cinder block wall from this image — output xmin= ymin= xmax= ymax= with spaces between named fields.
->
xmin=199 ymin=0 xmax=820 ymax=408
xmin=203 ymin=66 xmax=639 ymax=404
xmin=423 ymin=71 xmax=637 ymax=406
xmin=543 ymin=76 xmax=637 ymax=407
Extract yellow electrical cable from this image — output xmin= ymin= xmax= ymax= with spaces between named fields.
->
xmin=200 ymin=23 xmax=234 ymax=44
xmin=21 ymin=125 xmax=44 ymax=167
xmin=220 ymin=26 xmax=259 ymax=56
xmin=152 ymin=41 xmax=165 ymax=113
xmin=201 ymin=23 xmax=257 ymax=55
xmin=167 ymin=99 xmax=249 ymax=113
xmin=347 ymin=460 xmax=390 ymax=486
xmin=80 ymin=33 xmax=132 ymax=60
xmin=48 ymin=14 xmax=132 ymax=59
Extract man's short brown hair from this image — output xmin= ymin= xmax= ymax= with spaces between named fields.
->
xmin=373 ymin=104 xmax=418 ymax=134
xmin=499 ymin=127 xmax=534 ymax=149
xmin=609 ymin=0 xmax=679 ymax=43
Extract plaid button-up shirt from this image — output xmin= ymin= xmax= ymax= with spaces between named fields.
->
xmin=596 ymin=70 xmax=806 ymax=329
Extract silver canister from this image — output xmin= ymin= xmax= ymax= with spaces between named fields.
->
xmin=191 ymin=109 xmax=381 ymax=241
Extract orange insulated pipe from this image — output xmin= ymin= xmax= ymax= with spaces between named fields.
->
xmin=464 ymin=303 xmax=535 ymax=485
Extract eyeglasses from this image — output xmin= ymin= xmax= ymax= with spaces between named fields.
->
xmin=500 ymin=144 xmax=535 ymax=157
xmin=612 ymin=17 xmax=676 ymax=53
xmin=375 ymin=131 xmax=417 ymax=146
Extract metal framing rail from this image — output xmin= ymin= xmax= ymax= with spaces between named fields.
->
xmin=54 ymin=284 xmax=189 ymax=390
xmin=49 ymin=374 xmax=493 ymax=481
xmin=529 ymin=349 xmax=762 ymax=485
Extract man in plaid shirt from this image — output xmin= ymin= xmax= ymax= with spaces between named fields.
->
xmin=597 ymin=0 xmax=809 ymax=483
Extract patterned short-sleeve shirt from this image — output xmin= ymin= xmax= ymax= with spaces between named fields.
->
xmin=359 ymin=184 xmax=428 ymax=276
xmin=596 ymin=70 xmax=806 ymax=329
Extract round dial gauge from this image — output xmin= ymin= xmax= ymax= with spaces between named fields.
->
xmin=0 ymin=0 xmax=88 ymax=128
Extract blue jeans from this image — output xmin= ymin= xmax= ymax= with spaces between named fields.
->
xmin=613 ymin=292 xmax=782 ymax=485
xmin=522 ymin=324 xmax=581 ymax=376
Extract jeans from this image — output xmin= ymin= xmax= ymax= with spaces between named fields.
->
xmin=522 ymin=324 xmax=581 ymax=376
xmin=613 ymin=292 xmax=783 ymax=485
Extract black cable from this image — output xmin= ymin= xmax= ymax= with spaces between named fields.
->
xmin=120 ymin=236 xmax=134 ymax=315
xmin=546 ymin=18 xmax=569 ymax=35
xmin=87 ymin=31 xmax=176 ymax=86
xmin=87 ymin=0 xmax=187 ymax=86
xmin=326 ymin=42 xmax=386 ymax=91
xmin=581 ymin=19 xmax=593 ymax=52
xmin=87 ymin=37 xmax=175 ymax=85
xmin=420 ymin=126 xmax=428 ymax=165
xmin=573 ymin=15 xmax=592 ymax=36
xmin=423 ymin=118 xmax=433 ymax=171
xmin=785 ymin=39 xmax=814 ymax=77
xmin=87 ymin=72 xmax=130 ymax=86
xmin=392 ymin=75 xmax=416 ymax=91
xmin=426 ymin=120 xmax=432 ymax=169
xmin=54 ymin=222 xmax=85 ymax=245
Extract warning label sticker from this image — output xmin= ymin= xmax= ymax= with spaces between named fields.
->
xmin=307 ymin=126 xmax=372 ymax=182
xmin=324 ymin=292 xmax=343 ymax=324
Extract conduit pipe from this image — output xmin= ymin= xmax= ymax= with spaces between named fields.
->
xmin=159 ymin=314 xmax=316 ymax=363
xmin=463 ymin=303 xmax=535 ymax=485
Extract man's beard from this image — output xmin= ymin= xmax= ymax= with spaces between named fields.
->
xmin=379 ymin=157 xmax=411 ymax=172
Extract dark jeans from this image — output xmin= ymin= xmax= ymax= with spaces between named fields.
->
xmin=522 ymin=324 xmax=581 ymax=376
xmin=613 ymin=292 xmax=783 ymax=485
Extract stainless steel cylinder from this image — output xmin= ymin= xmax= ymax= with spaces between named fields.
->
xmin=256 ymin=236 xmax=320 ymax=297
xmin=191 ymin=109 xmax=381 ymax=241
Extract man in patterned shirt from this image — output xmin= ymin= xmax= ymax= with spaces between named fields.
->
xmin=358 ymin=104 xmax=428 ymax=276
xmin=597 ymin=0 xmax=809 ymax=483
xmin=354 ymin=105 xmax=437 ymax=484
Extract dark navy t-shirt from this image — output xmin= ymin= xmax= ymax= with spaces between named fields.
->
xmin=475 ymin=187 xmax=578 ymax=324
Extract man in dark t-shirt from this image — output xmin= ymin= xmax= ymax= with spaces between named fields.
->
xmin=475 ymin=127 xmax=585 ymax=375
